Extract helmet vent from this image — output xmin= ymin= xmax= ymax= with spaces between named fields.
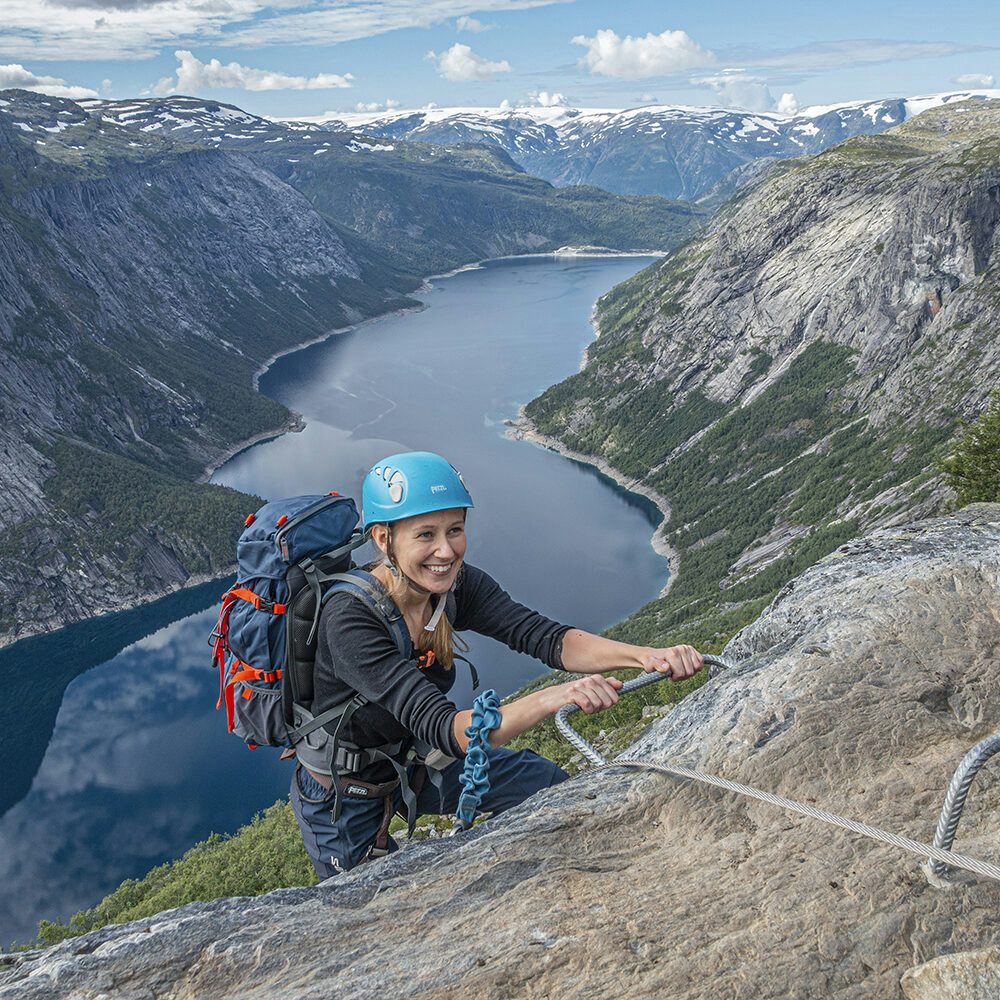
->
xmin=387 ymin=470 xmax=405 ymax=502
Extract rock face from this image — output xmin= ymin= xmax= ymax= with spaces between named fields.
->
xmin=526 ymin=100 xmax=1000 ymax=650
xmin=901 ymin=947 xmax=1000 ymax=999
xmin=3 ymin=504 xmax=998 ymax=999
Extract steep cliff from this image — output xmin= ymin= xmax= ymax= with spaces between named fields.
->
xmin=0 ymin=95 xmax=389 ymax=644
xmin=524 ymin=100 xmax=1000 ymax=649
xmin=3 ymin=506 xmax=997 ymax=998
xmin=0 ymin=89 xmax=700 ymax=646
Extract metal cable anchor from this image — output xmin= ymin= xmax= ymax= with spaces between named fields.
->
xmin=927 ymin=728 xmax=1000 ymax=880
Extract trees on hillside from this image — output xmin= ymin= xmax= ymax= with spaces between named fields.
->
xmin=941 ymin=388 xmax=1000 ymax=507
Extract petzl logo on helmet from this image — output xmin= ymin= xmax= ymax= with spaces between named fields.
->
xmin=430 ymin=484 xmax=446 ymax=493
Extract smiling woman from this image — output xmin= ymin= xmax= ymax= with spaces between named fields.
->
xmin=289 ymin=450 xmax=704 ymax=878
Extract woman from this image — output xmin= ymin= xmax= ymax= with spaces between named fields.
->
xmin=291 ymin=451 xmax=703 ymax=878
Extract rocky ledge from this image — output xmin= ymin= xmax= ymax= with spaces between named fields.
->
xmin=3 ymin=505 xmax=999 ymax=999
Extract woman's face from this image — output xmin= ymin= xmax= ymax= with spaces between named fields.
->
xmin=379 ymin=508 xmax=468 ymax=594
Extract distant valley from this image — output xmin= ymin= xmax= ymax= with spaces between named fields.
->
xmin=0 ymin=87 xmax=697 ymax=646
xmin=1 ymin=86 xmax=997 ymax=650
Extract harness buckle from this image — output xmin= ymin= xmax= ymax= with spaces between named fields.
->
xmin=337 ymin=747 xmax=363 ymax=773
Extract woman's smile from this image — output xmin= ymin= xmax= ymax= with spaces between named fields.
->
xmin=383 ymin=508 xmax=468 ymax=594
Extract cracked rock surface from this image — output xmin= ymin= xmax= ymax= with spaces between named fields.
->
xmin=2 ymin=505 xmax=999 ymax=999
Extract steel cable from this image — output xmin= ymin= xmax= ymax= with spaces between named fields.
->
xmin=554 ymin=658 xmax=1000 ymax=885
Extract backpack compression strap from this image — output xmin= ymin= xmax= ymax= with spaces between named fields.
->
xmin=295 ymin=570 xmax=412 ymax=821
xmin=211 ymin=587 xmax=287 ymax=734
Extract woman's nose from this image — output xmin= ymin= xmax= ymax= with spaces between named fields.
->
xmin=433 ymin=537 xmax=455 ymax=557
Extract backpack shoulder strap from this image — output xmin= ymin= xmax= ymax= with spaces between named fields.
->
xmin=323 ymin=569 xmax=411 ymax=659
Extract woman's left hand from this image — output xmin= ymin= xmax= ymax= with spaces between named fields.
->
xmin=639 ymin=644 xmax=703 ymax=681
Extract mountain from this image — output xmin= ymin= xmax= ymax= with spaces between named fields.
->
xmin=519 ymin=100 xmax=1000 ymax=650
xmin=317 ymin=91 xmax=1000 ymax=201
xmin=4 ymin=504 xmax=999 ymax=998
xmin=0 ymin=88 xmax=700 ymax=647
xmin=81 ymin=94 xmax=703 ymax=271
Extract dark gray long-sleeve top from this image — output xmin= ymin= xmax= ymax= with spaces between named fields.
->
xmin=312 ymin=563 xmax=571 ymax=779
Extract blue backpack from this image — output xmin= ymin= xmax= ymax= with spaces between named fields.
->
xmin=210 ymin=490 xmax=479 ymax=838
xmin=210 ymin=491 xmax=377 ymax=749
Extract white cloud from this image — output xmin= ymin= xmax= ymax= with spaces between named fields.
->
xmin=527 ymin=89 xmax=567 ymax=107
xmin=155 ymin=50 xmax=354 ymax=94
xmin=1 ymin=0 xmax=567 ymax=61
xmin=955 ymin=72 xmax=995 ymax=87
xmin=354 ymin=98 xmax=401 ymax=112
xmin=0 ymin=62 xmax=98 ymax=98
xmin=776 ymin=91 xmax=798 ymax=114
xmin=149 ymin=75 xmax=174 ymax=96
xmin=498 ymin=98 xmax=512 ymax=110
xmin=429 ymin=43 xmax=510 ymax=82
xmin=693 ymin=71 xmax=774 ymax=112
xmin=638 ymin=92 xmax=657 ymax=103
xmin=571 ymin=28 xmax=713 ymax=79
xmin=456 ymin=15 xmax=494 ymax=32
xmin=101 ymin=77 xmax=112 ymax=93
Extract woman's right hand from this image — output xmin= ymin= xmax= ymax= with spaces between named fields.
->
xmin=540 ymin=674 xmax=624 ymax=716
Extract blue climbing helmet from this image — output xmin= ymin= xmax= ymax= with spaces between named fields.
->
xmin=362 ymin=451 xmax=474 ymax=528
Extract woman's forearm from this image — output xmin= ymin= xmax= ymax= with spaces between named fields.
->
xmin=452 ymin=688 xmax=550 ymax=752
xmin=560 ymin=630 xmax=704 ymax=680
xmin=560 ymin=628 xmax=647 ymax=672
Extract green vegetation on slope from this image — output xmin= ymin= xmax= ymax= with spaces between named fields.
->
xmin=941 ymin=387 xmax=1000 ymax=507
xmin=43 ymin=438 xmax=260 ymax=568
xmin=284 ymin=142 xmax=703 ymax=277
xmin=32 ymin=801 xmax=315 ymax=949
xmin=0 ymin=438 xmax=259 ymax=641
xmin=528 ymin=340 xmax=957 ymax=651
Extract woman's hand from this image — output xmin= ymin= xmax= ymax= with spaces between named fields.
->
xmin=540 ymin=674 xmax=624 ymax=716
xmin=638 ymin=644 xmax=703 ymax=681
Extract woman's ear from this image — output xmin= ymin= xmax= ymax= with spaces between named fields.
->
xmin=370 ymin=524 xmax=388 ymax=555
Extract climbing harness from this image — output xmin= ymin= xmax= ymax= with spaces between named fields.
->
xmin=453 ymin=689 xmax=503 ymax=832
xmin=554 ymin=660 xmax=1000 ymax=885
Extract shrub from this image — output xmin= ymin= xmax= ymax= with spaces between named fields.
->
xmin=941 ymin=387 xmax=1000 ymax=507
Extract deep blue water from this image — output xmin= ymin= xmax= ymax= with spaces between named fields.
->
xmin=0 ymin=255 xmax=665 ymax=945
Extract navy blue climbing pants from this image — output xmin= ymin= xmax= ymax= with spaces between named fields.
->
xmin=290 ymin=748 xmax=568 ymax=879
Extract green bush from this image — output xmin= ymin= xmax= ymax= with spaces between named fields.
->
xmin=941 ymin=387 xmax=1000 ymax=506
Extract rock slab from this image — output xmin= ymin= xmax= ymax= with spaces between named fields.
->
xmin=2 ymin=505 xmax=999 ymax=999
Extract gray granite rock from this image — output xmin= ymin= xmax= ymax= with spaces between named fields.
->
xmin=2 ymin=505 xmax=998 ymax=999
xmin=901 ymin=947 xmax=1000 ymax=999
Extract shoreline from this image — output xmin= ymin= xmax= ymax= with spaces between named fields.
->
xmin=505 ymin=410 xmax=679 ymax=598
xmin=199 ymin=302 xmax=429 ymax=483
xmin=0 ymin=567 xmax=235 ymax=653
xmin=199 ymin=248 xmax=661 ymax=485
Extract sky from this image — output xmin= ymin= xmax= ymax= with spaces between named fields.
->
xmin=0 ymin=0 xmax=997 ymax=118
